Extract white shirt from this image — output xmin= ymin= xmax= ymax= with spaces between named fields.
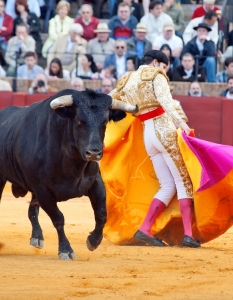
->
xmin=184 ymin=68 xmax=193 ymax=77
xmin=140 ymin=12 xmax=173 ymax=44
xmin=152 ymin=34 xmax=183 ymax=51
xmin=6 ymin=0 xmax=41 ymax=19
xmin=116 ymin=55 xmax=126 ymax=79
xmin=183 ymin=16 xmax=219 ymax=45
xmin=66 ymin=36 xmax=75 ymax=52
xmin=226 ymin=91 xmax=233 ymax=99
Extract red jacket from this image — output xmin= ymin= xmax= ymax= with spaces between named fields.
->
xmin=0 ymin=13 xmax=13 ymax=43
xmin=191 ymin=6 xmax=220 ymax=19
xmin=75 ymin=16 xmax=99 ymax=41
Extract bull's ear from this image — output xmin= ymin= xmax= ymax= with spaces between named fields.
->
xmin=54 ymin=106 xmax=76 ymax=119
xmin=109 ymin=109 xmax=126 ymax=122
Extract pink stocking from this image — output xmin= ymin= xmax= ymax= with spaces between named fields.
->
xmin=179 ymin=198 xmax=193 ymax=237
xmin=139 ymin=198 xmax=166 ymax=238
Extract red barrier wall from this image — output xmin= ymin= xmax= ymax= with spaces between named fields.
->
xmin=175 ymin=96 xmax=223 ymax=144
xmin=0 ymin=93 xmax=232 ymax=145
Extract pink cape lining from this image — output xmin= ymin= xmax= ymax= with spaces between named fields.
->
xmin=181 ymin=131 xmax=233 ymax=192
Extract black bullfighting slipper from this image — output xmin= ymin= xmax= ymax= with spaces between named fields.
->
xmin=134 ymin=230 xmax=166 ymax=246
xmin=182 ymin=235 xmax=200 ymax=248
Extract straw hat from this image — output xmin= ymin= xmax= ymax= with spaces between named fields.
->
xmin=94 ymin=23 xmax=111 ymax=33
xmin=134 ymin=23 xmax=147 ymax=33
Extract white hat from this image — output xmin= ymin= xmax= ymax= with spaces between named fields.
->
xmin=163 ymin=22 xmax=174 ymax=31
xmin=94 ymin=23 xmax=111 ymax=33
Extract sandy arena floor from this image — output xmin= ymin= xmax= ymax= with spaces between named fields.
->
xmin=0 ymin=183 xmax=233 ymax=300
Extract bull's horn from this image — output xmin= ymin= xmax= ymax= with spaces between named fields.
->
xmin=111 ymin=99 xmax=139 ymax=113
xmin=50 ymin=95 xmax=73 ymax=109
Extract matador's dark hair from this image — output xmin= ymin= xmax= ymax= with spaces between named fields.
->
xmin=141 ymin=50 xmax=169 ymax=66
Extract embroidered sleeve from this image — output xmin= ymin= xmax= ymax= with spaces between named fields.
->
xmin=153 ymin=74 xmax=183 ymax=124
xmin=173 ymin=100 xmax=188 ymax=123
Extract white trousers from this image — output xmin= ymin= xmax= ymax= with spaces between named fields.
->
xmin=143 ymin=118 xmax=192 ymax=206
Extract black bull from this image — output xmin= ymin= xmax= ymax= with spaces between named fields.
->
xmin=0 ymin=89 xmax=138 ymax=260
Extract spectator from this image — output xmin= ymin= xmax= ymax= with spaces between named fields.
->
xmin=97 ymin=78 xmax=114 ymax=94
xmin=173 ymin=53 xmax=206 ymax=82
xmin=5 ymin=0 xmax=40 ymax=19
xmin=0 ymin=0 xmax=13 ymax=52
xmin=191 ymin=0 xmax=220 ymax=20
xmin=126 ymin=23 xmax=152 ymax=61
xmin=108 ymin=2 xmax=138 ymax=40
xmin=17 ymin=51 xmax=44 ymax=78
xmin=220 ymin=76 xmax=233 ymax=99
xmin=45 ymin=57 xmax=70 ymax=80
xmin=183 ymin=11 xmax=218 ymax=46
xmin=5 ymin=24 xmax=35 ymax=76
xmin=28 ymin=72 xmax=58 ymax=94
xmin=218 ymin=46 xmax=233 ymax=64
xmin=164 ymin=61 xmax=173 ymax=81
xmin=126 ymin=56 xmax=136 ymax=71
xmin=87 ymin=23 xmax=115 ymax=71
xmin=187 ymin=81 xmax=208 ymax=97
xmin=75 ymin=4 xmax=99 ymax=42
xmin=159 ymin=43 xmax=174 ymax=77
xmin=182 ymin=23 xmax=216 ymax=82
xmin=47 ymin=23 xmax=87 ymax=73
xmin=103 ymin=39 xmax=136 ymax=79
xmin=111 ymin=0 xmax=142 ymax=22
xmin=216 ymin=58 xmax=233 ymax=83
xmin=42 ymin=1 xmax=74 ymax=58
xmin=14 ymin=0 xmax=42 ymax=55
xmin=152 ymin=22 xmax=183 ymax=59
xmin=71 ymin=53 xmax=98 ymax=79
xmin=140 ymin=1 xmax=173 ymax=44
xmin=99 ymin=66 xmax=117 ymax=82
xmin=0 ymin=79 xmax=12 ymax=90
xmin=163 ymin=0 xmax=184 ymax=38
xmin=71 ymin=77 xmax=85 ymax=91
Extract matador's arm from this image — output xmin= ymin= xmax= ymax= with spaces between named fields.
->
xmin=153 ymin=74 xmax=183 ymax=124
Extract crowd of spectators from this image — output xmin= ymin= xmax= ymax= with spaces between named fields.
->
xmin=0 ymin=0 xmax=232 ymax=98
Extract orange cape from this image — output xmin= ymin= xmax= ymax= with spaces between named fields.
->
xmin=100 ymin=115 xmax=233 ymax=245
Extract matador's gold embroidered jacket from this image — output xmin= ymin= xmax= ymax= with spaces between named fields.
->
xmin=109 ymin=65 xmax=188 ymax=123
xmin=109 ymin=65 xmax=193 ymax=198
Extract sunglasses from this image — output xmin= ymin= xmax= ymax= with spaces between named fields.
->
xmin=116 ymin=46 xmax=125 ymax=49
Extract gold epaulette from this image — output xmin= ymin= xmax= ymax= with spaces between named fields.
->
xmin=116 ymin=71 xmax=133 ymax=92
xmin=140 ymin=67 xmax=169 ymax=82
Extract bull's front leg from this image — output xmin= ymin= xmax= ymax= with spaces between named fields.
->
xmin=28 ymin=194 xmax=44 ymax=249
xmin=86 ymin=174 xmax=107 ymax=251
xmin=35 ymin=187 xmax=76 ymax=261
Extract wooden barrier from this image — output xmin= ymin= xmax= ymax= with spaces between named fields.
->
xmin=0 ymin=78 xmax=228 ymax=96
xmin=0 ymin=92 xmax=232 ymax=146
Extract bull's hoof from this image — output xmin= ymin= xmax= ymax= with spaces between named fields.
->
xmin=86 ymin=237 xmax=97 ymax=251
xmin=30 ymin=238 xmax=44 ymax=249
xmin=59 ymin=252 xmax=77 ymax=261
